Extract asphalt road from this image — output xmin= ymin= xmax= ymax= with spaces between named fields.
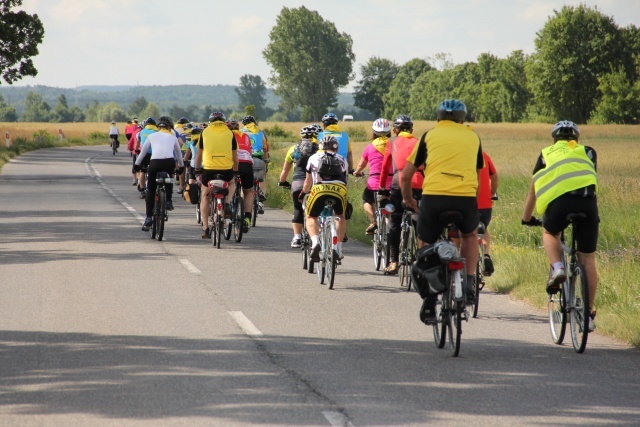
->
xmin=0 ymin=146 xmax=638 ymax=426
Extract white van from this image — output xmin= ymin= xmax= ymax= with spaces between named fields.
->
xmin=342 ymin=115 xmax=354 ymax=122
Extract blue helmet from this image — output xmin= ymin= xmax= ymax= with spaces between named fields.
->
xmin=321 ymin=113 xmax=339 ymax=125
xmin=436 ymin=99 xmax=467 ymax=123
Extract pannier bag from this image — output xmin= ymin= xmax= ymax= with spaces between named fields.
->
xmin=411 ymin=241 xmax=459 ymax=298
xmin=184 ymin=183 xmax=199 ymax=205
xmin=253 ymin=157 xmax=267 ymax=182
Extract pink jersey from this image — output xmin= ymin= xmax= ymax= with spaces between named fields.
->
xmin=362 ymin=142 xmax=393 ymax=190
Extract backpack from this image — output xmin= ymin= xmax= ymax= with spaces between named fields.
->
xmin=317 ymin=152 xmax=343 ymax=180
xmin=293 ymin=139 xmax=317 ymax=167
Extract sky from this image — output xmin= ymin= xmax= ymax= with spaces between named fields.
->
xmin=13 ymin=0 xmax=640 ymax=91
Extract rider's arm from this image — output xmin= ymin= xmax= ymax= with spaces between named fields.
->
xmin=280 ymin=162 xmax=292 ymax=183
xmin=231 ymin=134 xmax=238 ymax=172
xmin=136 ymin=140 xmax=150 ymax=163
xmin=522 ymin=180 xmax=537 ymax=222
xmin=195 ymin=137 xmax=203 ymax=170
xmin=302 ymin=172 xmax=313 ymax=193
xmin=173 ymin=139 xmax=184 ymax=168
xmin=378 ymin=143 xmax=392 ymax=189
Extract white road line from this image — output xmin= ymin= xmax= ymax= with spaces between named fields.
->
xmin=179 ymin=259 xmax=201 ymax=275
xmin=322 ymin=411 xmax=355 ymax=427
xmin=228 ymin=311 xmax=263 ymax=337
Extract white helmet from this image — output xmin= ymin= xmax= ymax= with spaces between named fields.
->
xmin=372 ymin=118 xmax=390 ymax=133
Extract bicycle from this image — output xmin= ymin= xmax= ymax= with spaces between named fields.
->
xmin=534 ymin=214 xmax=590 ymax=353
xmin=150 ymin=171 xmax=172 ymax=241
xmin=207 ymin=175 xmax=229 ymax=249
xmin=224 ymin=175 xmax=245 ymax=243
xmin=399 ymin=207 xmax=418 ymax=291
xmin=110 ymin=136 xmax=119 ymax=155
xmin=313 ymin=198 xmax=340 ymax=289
xmin=251 ymin=178 xmax=264 ymax=228
xmin=372 ymin=193 xmax=391 ymax=271
xmin=429 ymin=211 xmax=468 ymax=357
xmin=472 ymin=222 xmax=487 ymax=319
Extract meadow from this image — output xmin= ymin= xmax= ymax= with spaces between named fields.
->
xmin=2 ymin=121 xmax=640 ymax=346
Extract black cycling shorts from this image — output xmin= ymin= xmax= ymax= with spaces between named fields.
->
xmin=238 ymin=162 xmax=254 ymax=190
xmin=202 ymin=169 xmax=234 ymax=186
xmin=478 ymin=208 xmax=493 ymax=228
xmin=362 ymin=187 xmax=375 ymax=205
xmin=139 ymin=153 xmax=151 ymax=172
xmin=543 ymin=193 xmax=599 ymax=253
xmin=417 ymin=195 xmax=479 ymax=244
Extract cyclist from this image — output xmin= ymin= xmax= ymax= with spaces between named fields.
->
xmin=521 ymin=120 xmax=598 ymax=331
xmin=353 ymin=118 xmax=393 ymax=235
xmin=125 ymin=120 xmax=137 ymax=145
xmin=301 ymin=135 xmax=348 ymax=261
xmin=478 ymin=150 xmax=498 ymax=275
xmin=109 ymin=121 xmax=120 ymax=152
xmin=227 ymin=119 xmax=254 ymax=232
xmin=135 ymin=117 xmax=158 ymax=199
xmin=175 ymin=118 xmax=190 ymax=194
xmin=241 ymin=115 xmax=269 ymax=206
xmin=195 ymin=112 xmax=238 ymax=239
xmin=278 ymin=125 xmax=319 ymax=248
xmin=377 ymin=114 xmax=424 ymax=275
xmin=128 ymin=122 xmax=143 ymax=186
xmin=401 ymin=99 xmax=484 ymax=322
xmin=134 ymin=116 xmax=184 ymax=231
xmin=317 ymin=112 xmax=354 ymax=172
xmin=184 ymin=127 xmax=201 ymax=185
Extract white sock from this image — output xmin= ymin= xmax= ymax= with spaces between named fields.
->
xmin=311 ymin=235 xmax=319 ymax=246
xmin=337 ymin=242 xmax=343 ymax=253
xmin=552 ymin=262 xmax=564 ymax=271
xmin=294 ymin=234 xmax=302 ymax=239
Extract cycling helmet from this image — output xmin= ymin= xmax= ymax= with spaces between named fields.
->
xmin=177 ymin=117 xmax=189 ymax=125
xmin=226 ymin=119 xmax=240 ymax=130
xmin=551 ymin=120 xmax=580 ymax=140
xmin=201 ymin=122 xmax=208 ymax=129
xmin=436 ymin=99 xmax=467 ymax=123
xmin=144 ymin=117 xmax=156 ymax=127
xmin=372 ymin=118 xmax=391 ymax=134
xmin=319 ymin=135 xmax=339 ymax=151
xmin=393 ymin=114 xmax=413 ymax=131
xmin=157 ymin=116 xmax=174 ymax=129
xmin=191 ymin=127 xmax=202 ymax=136
xmin=310 ymin=124 xmax=322 ymax=134
xmin=321 ymin=113 xmax=339 ymax=125
xmin=209 ymin=111 xmax=226 ymax=122
xmin=300 ymin=125 xmax=315 ymax=138
xmin=241 ymin=115 xmax=256 ymax=125
xmin=183 ymin=123 xmax=193 ymax=131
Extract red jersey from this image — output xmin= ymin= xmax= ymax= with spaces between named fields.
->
xmin=477 ymin=152 xmax=497 ymax=209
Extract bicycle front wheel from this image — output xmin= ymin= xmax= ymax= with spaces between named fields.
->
xmin=447 ymin=272 xmax=462 ymax=357
xmin=570 ymin=263 xmax=590 ymax=353
xmin=156 ymin=189 xmax=166 ymax=241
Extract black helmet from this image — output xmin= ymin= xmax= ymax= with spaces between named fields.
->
xmin=209 ymin=111 xmax=226 ymax=122
xmin=191 ymin=127 xmax=202 ymax=135
xmin=319 ymin=135 xmax=339 ymax=151
xmin=393 ymin=114 xmax=413 ymax=131
xmin=551 ymin=120 xmax=580 ymax=140
xmin=241 ymin=115 xmax=256 ymax=125
xmin=157 ymin=116 xmax=174 ymax=129
xmin=177 ymin=117 xmax=189 ymax=125
xmin=436 ymin=99 xmax=467 ymax=123
xmin=144 ymin=117 xmax=156 ymax=127
xmin=321 ymin=113 xmax=339 ymax=125
xmin=226 ymin=119 xmax=240 ymax=130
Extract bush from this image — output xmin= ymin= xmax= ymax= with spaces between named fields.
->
xmin=263 ymin=124 xmax=294 ymax=139
xmin=89 ymin=131 xmax=108 ymax=140
xmin=32 ymin=130 xmax=56 ymax=144
xmin=345 ymin=125 xmax=367 ymax=141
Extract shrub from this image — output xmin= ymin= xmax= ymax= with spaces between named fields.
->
xmin=263 ymin=124 xmax=294 ymax=139
xmin=345 ymin=125 xmax=367 ymax=141
xmin=32 ymin=130 xmax=55 ymax=144
xmin=89 ymin=131 xmax=108 ymax=140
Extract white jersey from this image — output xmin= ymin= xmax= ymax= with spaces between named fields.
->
xmin=306 ymin=151 xmax=347 ymax=185
xmin=136 ymin=130 xmax=184 ymax=167
xmin=109 ymin=125 xmax=119 ymax=135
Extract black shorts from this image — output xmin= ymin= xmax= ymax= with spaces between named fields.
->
xmin=202 ymin=169 xmax=234 ymax=186
xmin=417 ymin=195 xmax=479 ymax=244
xmin=238 ymin=162 xmax=254 ymax=190
xmin=305 ymin=183 xmax=348 ymax=217
xmin=543 ymin=194 xmax=599 ymax=253
xmin=362 ymin=187 xmax=375 ymax=205
xmin=139 ymin=153 xmax=151 ymax=172
xmin=478 ymin=208 xmax=492 ymax=228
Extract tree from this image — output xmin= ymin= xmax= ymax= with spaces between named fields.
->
xmin=0 ymin=94 xmax=17 ymax=121
xmin=498 ymin=50 xmax=532 ymax=122
xmin=526 ymin=4 xmax=631 ymax=123
xmin=353 ymin=57 xmax=399 ymax=117
xmin=590 ymin=68 xmax=640 ymax=124
xmin=99 ymin=102 xmax=127 ymax=122
xmin=21 ymin=91 xmax=50 ymax=122
xmin=0 ymin=0 xmax=44 ymax=84
xmin=263 ymin=6 xmax=355 ymax=120
xmin=235 ymin=74 xmax=267 ymax=120
xmin=407 ymin=69 xmax=453 ymax=120
xmin=384 ymin=58 xmax=432 ymax=118
xmin=50 ymin=94 xmax=75 ymax=122
xmin=127 ymin=96 xmax=148 ymax=118
xmin=139 ymin=102 xmax=160 ymax=120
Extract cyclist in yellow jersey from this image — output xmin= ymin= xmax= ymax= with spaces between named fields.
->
xmin=401 ymin=99 xmax=484 ymax=323
xmin=522 ymin=120 xmax=599 ymax=331
xmin=195 ymin=112 xmax=238 ymax=239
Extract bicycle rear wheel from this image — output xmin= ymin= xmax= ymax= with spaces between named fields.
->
xmin=433 ymin=295 xmax=447 ymax=349
xmin=398 ymin=223 xmax=409 ymax=287
xmin=570 ymin=263 xmax=590 ymax=353
xmin=317 ymin=227 xmax=326 ymax=285
xmin=447 ymin=273 xmax=462 ymax=357
xmin=473 ymin=256 xmax=484 ymax=318
xmin=234 ymin=197 xmax=244 ymax=243
xmin=547 ymin=267 xmax=567 ymax=344
xmin=224 ymin=203 xmax=232 ymax=240
xmin=373 ymin=232 xmax=382 ymax=271
xmin=251 ymin=191 xmax=258 ymax=227
xmin=327 ymin=222 xmax=337 ymax=289
xmin=405 ymin=227 xmax=416 ymax=292
xmin=156 ymin=189 xmax=166 ymax=241
xmin=151 ymin=194 xmax=158 ymax=239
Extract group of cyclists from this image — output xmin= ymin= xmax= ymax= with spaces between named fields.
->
xmin=114 ymin=97 xmax=600 ymax=333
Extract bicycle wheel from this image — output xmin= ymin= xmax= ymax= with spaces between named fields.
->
xmin=548 ymin=266 xmax=567 ymax=345
xmin=447 ymin=271 xmax=462 ymax=357
xmin=112 ymin=140 xmax=116 ymax=155
xmin=398 ymin=221 xmax=409 ymax=287
xmin=570 ymin=263 xmax=590 ymax=353
xmin=433 ymin=294 xmax=447 ymax=349
xmin=251 ymin=190 xmax=258 ymax=227
xmin=156 ymin=189 xmax=166 ymax=241
xmin=373 ymin=231 xmax=382 ymax=271
xmin=224 ymin=198 xmax=233 ymax=241
xmin=195 ymin=202 xmax=201 ymax=224
xmin=327 ymin=221 xmax=337 ymax=289
xmin=405 ymin=227 xmax=416 ymax=292
xmin=473 ymin=251 xmax=484 ymax=318
xmin=210 ymin=200 xmax=218 ymax=248
xmin=302 ymin=239 xmax=308 ymax=270
xmin=216 ymin=207 xmax=223 ymax=249
xmin=317 ymin=226 xmax=326 ymax=285
xmin=234 ymin=197 xmax=244 ymax=243
xmin=151 ymin=194 xmax=158 ymax=239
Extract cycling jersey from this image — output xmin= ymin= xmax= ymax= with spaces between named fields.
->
xmin=408 ymin=121 xmax=483 ymax=197
xmin=136 ymin=129 xmax=184 ymax=164
xmin=361 ymin=137 xmax=392 ymax=191
xmin=533 ymin=140 xmax=598 ymax=214
xmin=109 ymin=125 xmax=119 ymax=136
xmin=233 ymin=130 xmax=253 ymax=164
xmin=199 ymin=121 xmax=236 ymax=170
xmin=318 ymin=124 xmax=351 ymax=159
xmin=379 ymin=132 xmax=423 ymax=190
xmin=241 ymin=123 xmax=268 ymax=158
xmin=138 ymin=124 xmax=158 ymax=153
xmin=477 ymin=152 xmax=497 ymax=209
xmin=306 ymin=151 xmax=348 ymax=185
xmin=285 ymin=140 xmax=319 ymax=182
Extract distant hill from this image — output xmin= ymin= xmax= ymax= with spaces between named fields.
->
xmin=0 ymin=84 xmax=361 ymax=117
